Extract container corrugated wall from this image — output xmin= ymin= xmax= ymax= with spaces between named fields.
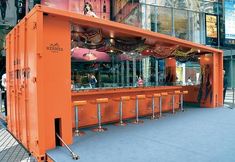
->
xmin=6 ymin=6 xmax=73 ymax=161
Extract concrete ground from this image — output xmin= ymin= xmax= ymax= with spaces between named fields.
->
xmin=0 ymin=89 xmax=234 ymax=162
xmin=47 ymin=107 xmax=235 ymax=162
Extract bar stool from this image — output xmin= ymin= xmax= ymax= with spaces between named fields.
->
xmin=92 ymin=98 xmax=109 ymax=132
xmin=131 ymin=95 xmax=145 ymax=124
xmin=173 ymin=90 xmax=181 ymax=113
xmin=180 ymin=91 xmax=188 ymax=112
xmin=169 ymin=91 xmax=181 ymax=114
xmin=114 ymin=96 xmax=130 ymax=126
xmin=159 ymin=92 xmax=168 ymax=118
xmin=73 ymin=100 xmax=87 ymax=136
xmin=147 ymin=93 xmax=161 ymax=120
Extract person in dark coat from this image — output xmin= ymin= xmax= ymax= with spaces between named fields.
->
xmin=0 ymin=0 xmax=8 ymax=23
xmin=223 ymin=70 xmax=228 ymax=103
xmin=1 ymin=73 xmax=6 ymax=116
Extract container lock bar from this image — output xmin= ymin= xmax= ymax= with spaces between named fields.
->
xmin=55 ymin=133 xmax=79 ymax=160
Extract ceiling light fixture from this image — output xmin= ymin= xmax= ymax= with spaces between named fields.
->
xmin=83 ymin=50 xmax=97 ymax=61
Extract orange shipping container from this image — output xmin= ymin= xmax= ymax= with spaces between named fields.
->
xmin=6 ymin=6 xmax=72 ymax=161
xmin=5 ymin=5 xmax=223 ymax=161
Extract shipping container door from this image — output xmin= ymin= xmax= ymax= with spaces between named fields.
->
xmin=9 ymin=32 xmax=16 ymax=137
xmin=18 ymin=22 xmax=27 ymax=146
xmin=26 ymin=14 xmax=39 ymax=153
xmin=15 ymin=27 xmax=20 ymax=140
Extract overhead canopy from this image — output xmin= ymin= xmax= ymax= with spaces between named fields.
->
xmin=20 ymin=5 xmax=223 ymax=58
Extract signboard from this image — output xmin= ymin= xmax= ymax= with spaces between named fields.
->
xmin=41 ymin=0 xmax=110 ymax=20
xmin=225 ymin=0 xmax=235 ymax=45
xmin=205 ymin=14 xmax=218 ymax=46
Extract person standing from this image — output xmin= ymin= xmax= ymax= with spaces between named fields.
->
xmin=187 ymin=77 xmax=193 ymax=85
xmin=223 ymin=70 xmax=228 ymax=103
xmin=0 ymin=0 xmax=8 ymax=24
xmin=1 ymin=73 xmax=7 ymax=116
xmin=137 ymin=76 xmax=144 ymax=87
xmin=84 ymin=2 xmax=98 ymax=18
xmin=89 ymin=74 xmax=97 ymax=88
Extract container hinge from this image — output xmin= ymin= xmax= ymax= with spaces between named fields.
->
xmin=33 ymin=22 xmax=37 ymax=30
xmin=37 ymin=53 xmax=42 ymax=57
xmin=32 ymin=77 xmax=37 ymax=83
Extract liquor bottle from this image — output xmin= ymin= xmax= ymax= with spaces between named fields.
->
xmin=103 ymin=0 xmax=106 ymax=13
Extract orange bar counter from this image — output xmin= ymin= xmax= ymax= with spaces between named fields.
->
xmin=5 ymin=5 xmax=223 ymax=161
xmin=72 ymin=86 xmax=181 ymax=127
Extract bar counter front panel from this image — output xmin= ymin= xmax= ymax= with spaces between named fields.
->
xmin=72 ymin=86 xmax=182 ymax=128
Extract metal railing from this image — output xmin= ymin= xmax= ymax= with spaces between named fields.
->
xmin=0 ymin=128 xmax=33 ymax=161
xmin=224 ymin=88 xmax=235 ymax=109
xmin=55 ymin=133 xmax=79 ymax=160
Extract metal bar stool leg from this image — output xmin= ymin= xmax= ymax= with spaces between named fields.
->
xmin=150 ymin=96 xmax=157 ymax=120
xmin=74 ymin=106 xmax=85 ymax=136
xmin=132 ymin=98 xmax=144 ymax=124
xmin=115 ymin=99 xmax=127 ymax=126
xmin=92 ymin=103 xmax=107 ymax=132
xmin=159 ymin=96 xmax=162 ymax=118
xmin=172 ymin=95 xmax=175 ymax=114
xmin=180 ymin=94 xmax=184 ymax=112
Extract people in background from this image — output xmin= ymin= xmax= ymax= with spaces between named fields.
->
xmin=137 ymin=76 xmax=144 ymax=87
xmin=0 ymin=0 xmax=8 ymax=24
xmin=84 ymin=2 xmax=98 ymax=18
xmin=176 ymin=76 xmax=182 ymax=85
xmin=187 ymin=77 xmax=193 ymax=85
xmin=89 ymin=73 xmax=97 ymax=88
xmin=223 ymin=70 xmax=228 ymax=103
xmin=1 ymin=73 xmax=7 ymax=115
xmin=71 ymin=80 xmax=74 ymax=90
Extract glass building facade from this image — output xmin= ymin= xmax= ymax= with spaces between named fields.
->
xmin=111 ymin=0 xmax=235 ymax=87
xmin=112 ymin=0 xmax=222 ymax=43
xmin=0 ymin=0 xmax=235 ymax=87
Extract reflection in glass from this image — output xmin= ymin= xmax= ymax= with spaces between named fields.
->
xmin=71 ymin=24 xmax=205 ymax=91
xmin=138 ymin=1 xmax=221 ymax=45
xmin=176 ymin=62 xmax=201 ymax=85
xmin=188 ymin=11 xmax=200 ymax=43
xmin=112 ymin=0 xmax=141 ymax=28
xmin=174 ymin=9 xmax=188 ymax=40
xmin=157 ymin=7 xmax=172 ymax=36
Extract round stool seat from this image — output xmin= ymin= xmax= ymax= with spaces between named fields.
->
xmin=183 ymin=91 xmax=188 ymax=94
xmin=96 ymin=98 xmax=108 ymax=103
xmin=153 ymin=93 xmax=161 ymax=97
xmin=136 ymin=95 xmax=146 ymax=99
xmin=161 ymin=92 xmax=168 ymax=96
xmin=74 ymin=101 xmax=87 ymax=106
xmin=121 ymin=96 xmax=130 ymax=101
xmin=174 ymin=90 xmax=181 ymax=94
